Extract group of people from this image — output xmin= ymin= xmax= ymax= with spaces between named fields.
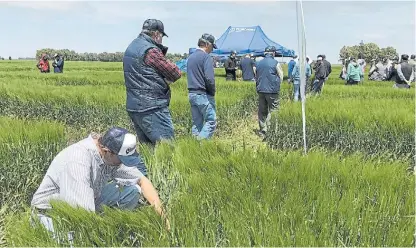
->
xmin=36 ymin=53 xmax=64 ymax=73
xmin=340 ymin=54 xmax=416 ymax=88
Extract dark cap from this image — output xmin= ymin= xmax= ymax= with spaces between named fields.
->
xmin=265 ymin=46 xmax=276 ymax=53
xmin=401 ymin=54 xmax=409 ymax=61
xmin=100 ymin=127 xmax=142 ymax=167
xmin=200 ymin=33 xmax=217 ymax=49
xmin=142 ymin=19 xmax=168 ymax=37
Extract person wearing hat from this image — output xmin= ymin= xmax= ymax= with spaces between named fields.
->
xmin=409 ymin=54 xmax=416 ymax=83
xmin=52 ymin=53 xmax=64 ymax=73
xmin=394 ymin=54 xmax=414 ymax=88
xmin=225 ymin=50 xmax=238 ymax=81
xmin=255 ymin=46 xmax=284 ymax=139
xmin=287 ymin=55 xmax=298 ymax=83
xmin=186 ymin=33 xmax=218 ymax=140
xmin=30 ymin=127 xmax=169 ymax=233
xmin=123 ymin=19 xmax=182 ymax=147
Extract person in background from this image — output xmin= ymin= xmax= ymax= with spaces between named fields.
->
xmin=36 ymin=54 xmax=50 ymax=73
xmin=369 ymin=58 xmax=388 ymax=81
xmin=287 ymin=55 xmax=297 ymax=83
xmin=291 ymin=56 xmax=311 ymax=101
xmin=255 ymin=46 xmax=283 ymax=139
xmin=394 ymin=54 xmax=414 ymax=89
xmin=186 ymin=33 xmax=217 ymax=140
xmin=321 ymin=54 xmax=332 ymax=83
xmin=345 ymin=57 xmax=363 ymax=85
xmin=239 ymin=53 xmax=256 ymax=81
xmin=357 ymin=53 xmax=366 ymax=82
xmin=225 ymin=51 xmax=238 ymax=81
xmin=312 ymin=56 xmax=327 ymax=94
xmin=409 ymin=54 xmax=416 ymax=82
xmin=386 ymin=58 xmax=399 ymax=82
xmin=52 ymin=53 xmax=64 ymax=73
xmin=123 ymin=19 xmax=181 ymax=147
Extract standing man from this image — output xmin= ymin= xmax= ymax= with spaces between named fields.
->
xmin=287 ymin=55 xmax=297 ymax=82
xmin=291 ymin=57 xmax=311 ymax=101
xmin=239 ymin=53 xmax=256 ymax=81
xmin=312 ymin=56 xmax=327 ymax=95
xmin=186 ymin=33 xmax=217 ymax=140
xmin=52 ymin=53 xmax=64 ymax=73
xmin=394 ymin=54 xmax=414 ymax=88
xmin=255 ymin=46 xmax=283 ymax=139
xmin=31 ymin=127 xmax=169 ymax=233
xmin=321 ymin=54 xmax=332 ymax=83
xmin=357 ymin=53 xmax=366 ymax=82
xmin=225 ymin=50 xmax=238 ymax=81
xmin=123 ymin=19 xmax=181 ymax=147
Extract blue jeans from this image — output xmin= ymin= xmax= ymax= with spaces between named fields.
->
xmin=32 ymin=182 xmax=141 ymax=236
xmin=188 ymin=93 xmax=217 ymax=140
xmin=293 ymin=81 xmax=300 ymax=101
xmin=128 ymin=107 xmax=174 ymax=147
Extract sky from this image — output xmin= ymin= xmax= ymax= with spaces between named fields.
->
xmin=0 ymin=0 xmax=415 ymax=64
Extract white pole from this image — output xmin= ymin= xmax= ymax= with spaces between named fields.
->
xmin=296 ymin=0 xmax=307 ymax=155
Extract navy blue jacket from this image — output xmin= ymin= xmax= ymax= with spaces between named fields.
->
xmin=255 ymin=54 xmax=281 ymax=94
xmin=186 ymin=49 xmax=216 ymax=96
xmin=240 ymin=57 xmax=256 ymax=80
xmin=53 ymin=58 xmax=64 ymax=73
xmin=123 ymin=33 xmax=171 ymax=113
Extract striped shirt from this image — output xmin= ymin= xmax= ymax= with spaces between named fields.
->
xmin=31 ymin=133 xmax=143 ymax=212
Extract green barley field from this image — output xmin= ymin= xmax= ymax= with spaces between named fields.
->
xmin=0 ymin=60 xmax=414 ymax=247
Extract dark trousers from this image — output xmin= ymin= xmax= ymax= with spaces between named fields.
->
xmin=128 ymin=107 xmax=174 ymax=147
xmin=226 ymin=70 xmax=236 ymax=81
xmin=346 ymin=79 xmax=359 ymax=85
xmin=258 ymin=92 xmax=279 ymax=133
xmin=312 ymin=78 xmax=325 ymax=94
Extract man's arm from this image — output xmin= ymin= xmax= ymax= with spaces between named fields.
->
xmin=396 ymin=64 xmax=408 ymax=83
xmin=276 ymin=63 xmax=284 ymax=81
xmin=59 ymin=161 xmax=96 ymax=212
xmin=204 ymin=56 xmax=216 ymax=96
xmin=144 ymin=48 xmax=181 ymax=83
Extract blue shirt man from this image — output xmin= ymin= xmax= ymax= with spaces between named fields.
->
xmin=186 ymin=33 xmax=217 ymax=140
xmin=239 ymin=54 xmax=256 ymax=81
xmin=287 ymin=55 xmax=298 ymax=81
xmin=291 ymin=58 xmax=312 ymax=101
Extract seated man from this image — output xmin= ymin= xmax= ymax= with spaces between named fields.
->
xmin=30 ymin=127 xmax=169 ymax=233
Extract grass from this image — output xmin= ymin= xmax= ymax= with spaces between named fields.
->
xmin=0 ymin=60 xmax=414 ymax=247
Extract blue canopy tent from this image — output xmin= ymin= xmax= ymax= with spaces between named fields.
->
xmin=189 ymin=26 xmax=295 ymax=58
xmin=175 ymin=58 xmax=187 ymax=73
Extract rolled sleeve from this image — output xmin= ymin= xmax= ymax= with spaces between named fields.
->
xmin=144 ymin=48 xmax=181 ymax=82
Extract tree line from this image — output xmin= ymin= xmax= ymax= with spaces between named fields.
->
xmin=35 ymin=48 xmax=187 ymax=63
xmin=339 ymin=43 xmax=399 ymax=63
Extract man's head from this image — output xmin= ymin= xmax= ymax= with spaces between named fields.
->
xmin=197 ymin=33 xmax=217 ymax=53
xmin=306 ymin=57 xmax=309 ymax=63
xmin=98 ymin=127 xmax=141 ymax=167
xmin=411 ymin=54 xmax=415 ymax=60
xmin=401 ymin=54 xmax=409 ymax=61
xmin=293 ymin=55 xmax=298 ymax=60
xmin=142 ymin=19 xmax=167 ymax=44
xmin=230 ymin=50 xmax=237 ymax=58
xmin=264 ymin=46 xmax=276 ymax=57
xmin=321 ymin=54 xmax=326 ymax=60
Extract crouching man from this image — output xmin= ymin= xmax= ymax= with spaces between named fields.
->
xmin=30 ymin=127 xmax=169 ymax=233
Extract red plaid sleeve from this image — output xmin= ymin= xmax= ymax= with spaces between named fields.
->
xmin=144 ymin=48 xmax=181 ymax=82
